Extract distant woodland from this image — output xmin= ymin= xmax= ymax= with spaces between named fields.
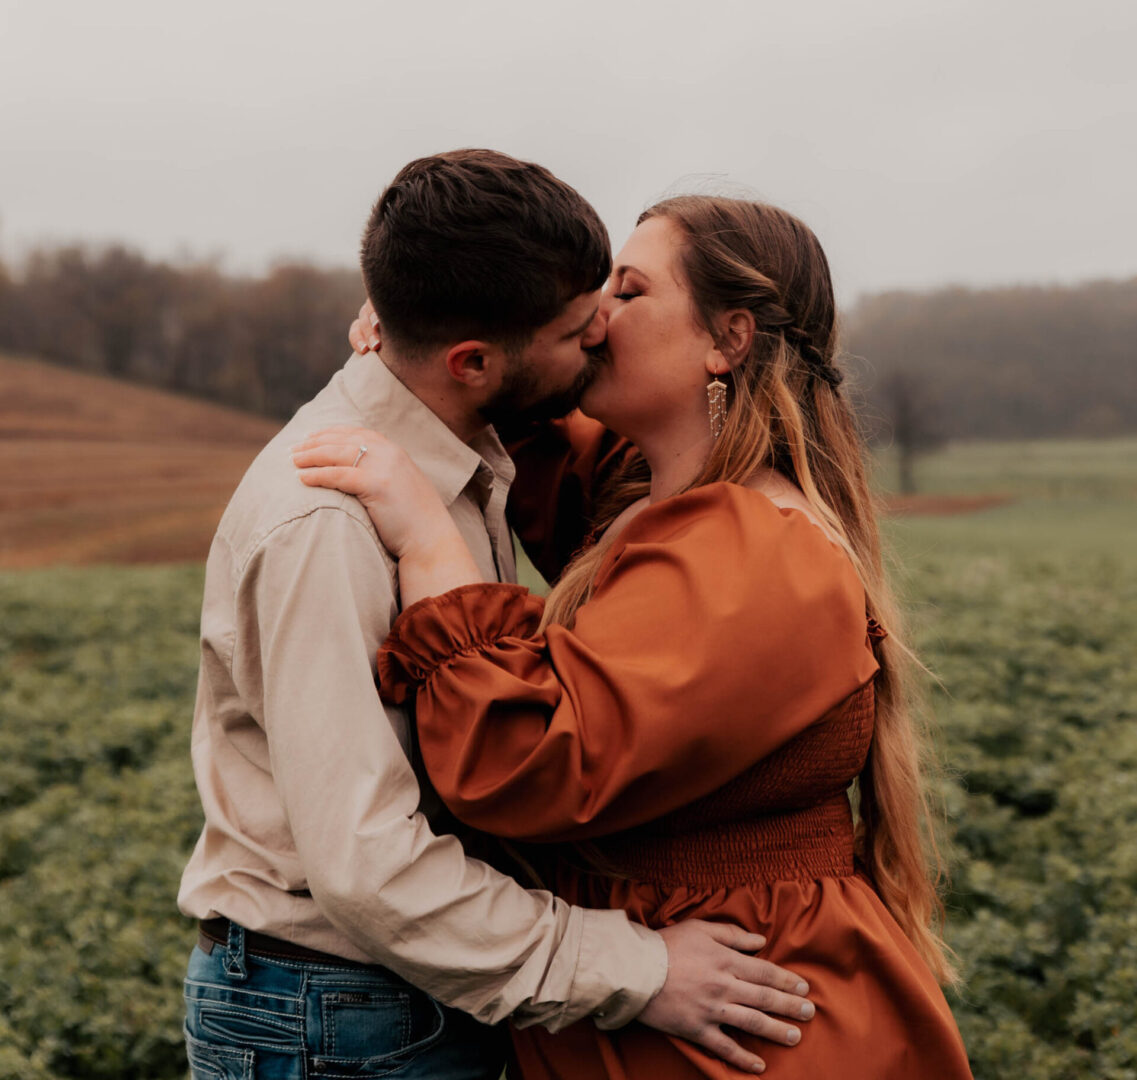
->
xmin=1 ymin=243 xmax=1134 ymax=449
xmin=0 ymin=246 xmax=362 ymax=421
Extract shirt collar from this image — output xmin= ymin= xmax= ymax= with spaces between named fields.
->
xmin=341 ymin=353 xmax=515 ymax=508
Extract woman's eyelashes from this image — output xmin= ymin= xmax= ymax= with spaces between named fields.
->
xmin=610 ymin=269 xmax=644 ymax=301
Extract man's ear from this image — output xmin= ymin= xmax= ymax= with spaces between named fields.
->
xmin=710 ymin=309 xmax=756 ymax=373
xmin=444 ymin=341 xmax=496 ymax=387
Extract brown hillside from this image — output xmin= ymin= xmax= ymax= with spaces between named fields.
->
xmin=0 ymin=354 xmax=282 ymax=567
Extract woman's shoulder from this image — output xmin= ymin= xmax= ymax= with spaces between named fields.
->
xmin=587 ymin=482 xmax=876 ymax=680
xmin=594 ymin=482 xmax=867 ymax=620
xmin=611 ymin=482 xmax=855 ymax=572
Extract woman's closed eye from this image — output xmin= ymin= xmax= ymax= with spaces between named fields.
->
xmin=614 ymin=291 xmax=640 ymax=301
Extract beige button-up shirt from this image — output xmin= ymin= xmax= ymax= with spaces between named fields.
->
xmin=177 ymin=354 xmax=667 ymax=1031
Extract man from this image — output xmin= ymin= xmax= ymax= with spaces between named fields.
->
xmin=179 ymin=149 xmax=811 ymax=1079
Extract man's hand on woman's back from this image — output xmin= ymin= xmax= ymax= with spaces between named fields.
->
xmin=639 ymin=920 xmax=814 ymax=1074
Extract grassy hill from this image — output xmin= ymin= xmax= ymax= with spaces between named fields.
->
xmin=0 ymin=354 xmax=280 ymax=567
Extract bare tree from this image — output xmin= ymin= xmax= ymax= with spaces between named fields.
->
xmin=880 ymin=370 xmax=943 ymax=494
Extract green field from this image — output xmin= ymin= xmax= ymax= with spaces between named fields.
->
xmin=1 ymin=438 xmax=1135 ymax=1079
xmin=878 ymin=437 xmax=1137 ymax=501
xmin=877 ymin=442 xmax=1137 ymax=1079
xmin=877 ymin=436 xmax=1137 ymax=560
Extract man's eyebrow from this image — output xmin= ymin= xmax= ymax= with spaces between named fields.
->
xmin=562 ymin=305 xmax=599 ymax=340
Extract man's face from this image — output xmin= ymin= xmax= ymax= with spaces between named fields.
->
xmin=479 ymin=290 xmax=607 ymax=426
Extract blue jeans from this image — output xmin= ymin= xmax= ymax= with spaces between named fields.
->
xmin=184 ymin=921 xmax=507 ymax=1079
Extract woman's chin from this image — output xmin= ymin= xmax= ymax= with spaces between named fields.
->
xmin=579 ymin=379 xmax=638 ymax=438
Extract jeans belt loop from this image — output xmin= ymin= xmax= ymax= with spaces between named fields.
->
xmin=224 ymin=918 xmax=248 ymax=981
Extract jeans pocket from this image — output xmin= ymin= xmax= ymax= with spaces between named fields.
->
xmin=185 ymin=978 xmax=304 ymax=1052
xmin=185 ymin=1028 xmax=254 ymax=1080
xmin=310 ymin=984 xmax=447 ymax=1077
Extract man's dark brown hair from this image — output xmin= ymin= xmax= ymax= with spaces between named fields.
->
xmin=361 ymin=149 xmax=610 ymax=357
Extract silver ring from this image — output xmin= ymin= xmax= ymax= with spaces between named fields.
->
xmin=351 ymin=445 xmax=368 ymax=468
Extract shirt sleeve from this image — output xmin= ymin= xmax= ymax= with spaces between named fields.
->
xmin=228 ymin=506 xmax=667 ymax=1030
xmin=380 ymin=486 xmax=880 ymax=842
xmin=505 ymin=411 xmax=637 ymax=584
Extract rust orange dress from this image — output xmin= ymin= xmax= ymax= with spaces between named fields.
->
xmin=378 ymin=480 xmax=972 ymax=1079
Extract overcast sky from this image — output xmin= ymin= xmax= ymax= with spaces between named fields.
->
xmin=2 ymin=0 xmax=1134 ymax=305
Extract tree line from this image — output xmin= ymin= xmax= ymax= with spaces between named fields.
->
xmin=1 ymin=242 xmax=1134 ymax=444
xmin=844 ymin=280 xmax=1137 ymax=445
xmin=0 ymin=245 xmax=363 ymax=421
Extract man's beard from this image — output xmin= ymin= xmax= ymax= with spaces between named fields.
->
xmin=478 ymin=350 xmax=602 ymax=429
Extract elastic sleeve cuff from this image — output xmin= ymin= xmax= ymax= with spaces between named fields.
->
xmin=377 ymin=583 xmax=543 ymax=704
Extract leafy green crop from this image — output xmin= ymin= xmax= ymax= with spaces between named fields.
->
xmin=894 ymin=534 xmax=1137 ymax=1079
xmin=0 ymin=566 xmax=204 ymax=1080
xmin=2 ymin=452 xmax=1135 ymax=1078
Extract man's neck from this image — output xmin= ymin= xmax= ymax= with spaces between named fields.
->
xmin=377 ymin=353 xmax=485 ymax=444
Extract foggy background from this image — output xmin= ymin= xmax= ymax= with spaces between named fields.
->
xmin=3 ymin=0 xmax=1135 ymax=305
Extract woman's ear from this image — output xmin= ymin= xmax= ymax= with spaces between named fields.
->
xmin=710 ymin=309 xmax=756 ymax=373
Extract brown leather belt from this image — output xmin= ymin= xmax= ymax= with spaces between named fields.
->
xmin=198 ymin=917 xmax=379 ymax=970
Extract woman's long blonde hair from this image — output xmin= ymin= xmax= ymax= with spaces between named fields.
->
xmin=541 ymin=196 xmax=957 ymax=986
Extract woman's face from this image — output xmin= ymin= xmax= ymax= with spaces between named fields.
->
xmin=580 ymin=215 xmax=721 ymax=438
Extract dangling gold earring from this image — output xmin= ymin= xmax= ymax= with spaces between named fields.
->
xmin=707 ymin=374 xmax=728 ymax=439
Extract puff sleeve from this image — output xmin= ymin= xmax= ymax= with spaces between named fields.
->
xmin=379 ymin=485 xmax=879 ymax=842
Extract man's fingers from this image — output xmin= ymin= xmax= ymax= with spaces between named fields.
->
xmin=692 ymin=1027 xmax=766 ymax=1075
xmin=702 ymin=921 xmax=767 ymax=954
xmin=733 ymin=953 xmax=811 ymax=998
xmin=720 ymin=1001 xmax=803 ymax=1047
xmin=734 ymin=980 xmax=816 ymax=1022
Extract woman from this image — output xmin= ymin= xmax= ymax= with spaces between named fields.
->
xmin=293 ymin=197 xmax=972 ymax=1078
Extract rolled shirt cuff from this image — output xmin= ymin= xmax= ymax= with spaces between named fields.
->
xmin=573 ymin=910 xmax=669 ymax=1032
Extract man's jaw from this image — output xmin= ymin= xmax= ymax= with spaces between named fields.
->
xmin=479 ymin=352 xmax=605 ymax=429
